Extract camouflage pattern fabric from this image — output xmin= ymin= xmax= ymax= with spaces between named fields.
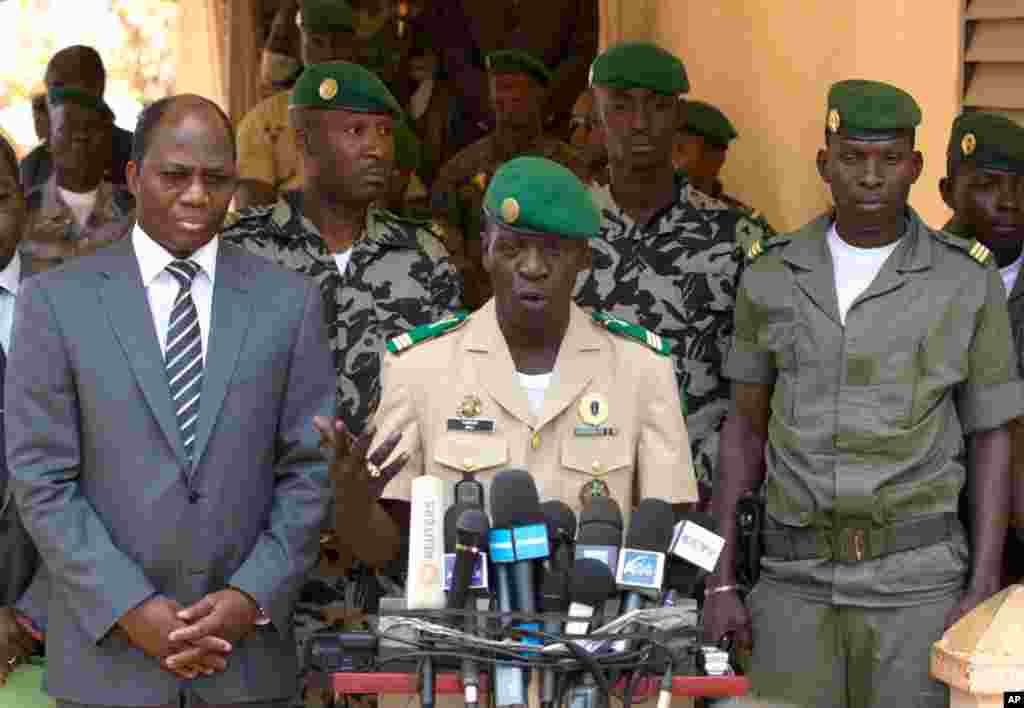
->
xmin=573 ymin=173 xmax=774 ymax=500
xmin=432 ymin=133 xmax=587 ymax=308
xmin=221 ymin=190 xmax=463 ymax=435
xmin=21 ymin=175 xmax=135 ymax=275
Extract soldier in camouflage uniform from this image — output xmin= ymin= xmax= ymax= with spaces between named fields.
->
xmin=573 ymin=43 xmax=774 ymax=505
xmin=706 ymin=80 xmax=1023 ymax=708
xmin=432 ymin=50 xmax=586 ymax=309
xmin=221 ymin=62 xmax=461 ymax=707
xmin=22 ymin=87 xmax=134 ymax=275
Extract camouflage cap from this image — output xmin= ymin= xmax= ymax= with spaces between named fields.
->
xmin=393 ymin=121 xmax=422 ymax=171
xmin=47 ymin=86 xmax=114 ymax=121
xmin=680 ymin=100 xmax=738 ymax=148
xmin=290 ymin=61 xmax=403 ymax=118
xmin=948 ymin=112 xmax=1024 ymax=176
xmin=826 ymin=79 xmax=921 ymax=141
xmin=589 ymin=42 xmax=689 ymax=96
xmin=483 ymin=157 xmax=600 ymax=240
xmin=298 ymin=0 xmax=355 ymax=32
xmin=485 ymin=50 xmax=552 ymax=87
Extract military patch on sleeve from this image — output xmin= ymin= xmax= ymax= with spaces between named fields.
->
xmin=386 ymin=311 xmax=470 ymax=354
xmin=591 ymin=311 xmax=671 ymax=356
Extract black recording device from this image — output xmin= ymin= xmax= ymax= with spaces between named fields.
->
xmin=735 ymin=490 xmax=764 ymax=592
xmin=305 ymin=631 xmax=378 ymax=673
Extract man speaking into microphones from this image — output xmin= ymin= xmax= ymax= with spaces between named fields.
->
xmin=317 ymin=156 xmax=698 ymax=707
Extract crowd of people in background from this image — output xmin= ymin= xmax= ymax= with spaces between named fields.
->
xmin=1 ymin=2 xmax=1024 ymax=708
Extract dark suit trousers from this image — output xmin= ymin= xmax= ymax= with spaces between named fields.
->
xmin=57 ymin=694 xmax=292 ymax=708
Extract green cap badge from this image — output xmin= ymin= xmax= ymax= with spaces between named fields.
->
xmin=290 ymin=61 xmax=403 ymax=118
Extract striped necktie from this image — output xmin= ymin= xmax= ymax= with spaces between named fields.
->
xmin=164 ymin=259 xmax=203 ymax=464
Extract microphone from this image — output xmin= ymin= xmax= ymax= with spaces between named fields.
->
xmin=445 ymin=504 xmax=490 ymax=708
xmin=574 ymin=497 xmax=623 ymax=572
xmin=541 ymin=500 xmax=577 ymax=576
xmin=408 ymin=476 xmax=448 ymax=708
xmin=539 ymin=558 xmax=569 ymax=708
xmin=566 ymin=557 xmax=618 ymax=636
xmin=489 ymin=468 xmax=550 ymax=707
xmin=615 ymin=499 xmax=675 ymax=614
xmin=663 ymin=512 xmax=718 ymax=605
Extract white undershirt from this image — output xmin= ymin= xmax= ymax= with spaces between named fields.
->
xmin=827 ymin=223 xmax=902 ymax=325
xmin=333 ymin=248 xmax=354 ymax=276
xmin=58 ymin=187 xmax=98 ymax=227
xmin=1000 ymin=253 xmax=1023 ymax=297
xmin=517 ymin=371 xmax=553 ymax=418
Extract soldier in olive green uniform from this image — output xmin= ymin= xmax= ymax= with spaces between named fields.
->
xmin=235 ymin=0 xmax=357 ymax=210
xmin=221 ymin=63 xmax=461 ymax=704
xmin=574 ymin=43 xmax=774 ymax=506
xmin=673 ymin=99 xmax=767 ymax=221
xmin=705 ymin=80 xmax=1024 ymax=708
xmin=432 ymin=50 xmax=586 ymax=309
xmin=939 ymin=112 xmax=1024 ymax=577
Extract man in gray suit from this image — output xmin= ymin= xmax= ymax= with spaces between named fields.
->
xmin=7 ymin=94 xmax=334 ymax=708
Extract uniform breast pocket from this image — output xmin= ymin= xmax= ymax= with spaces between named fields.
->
xmin=560 ymin=435 xmax=633 ymax=508
xmin=433 ymin=432 xmax=509 ymax=481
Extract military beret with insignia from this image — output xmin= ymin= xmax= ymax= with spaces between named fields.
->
xmin=947 ymin=112 xmax=1024 ymax=176
xmin=483 ymin=156 xmax=600 ymax=240
xmin=298 ymin=0 xmax=355 ymax=32
xmin=486 ymin=50 xmax=552 ymax=87
xmin=393 ymin=121 xmax=422 ymax=171
xmin=47 ymin=86 xmax=114 ymax=121
xmin=589 ymin=41 xmax=689 ymax=96
xmin=680 ymin=100 xmax=738 ymax=148
xmin=290 ymin=61 xmax=403 ymax=118
xmin=826 ymin=79 xmax=921 ymax=141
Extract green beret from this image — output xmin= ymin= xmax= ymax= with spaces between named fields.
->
xmin=483 ymin=157 xmax=599 ymax=240
xmin=290 ymin=62 xmax=403 ymax=117
xmin=589 ymin=42 xmax=689 ymax=96
xmin=298 ymin=0 xmax=354 ymax=32
xmin=948 ymin=112 xmax=1024 ymax=176
xmin=485 ymin=50 xmax=551 ymax=87
xmin=826 ymin=79 xmax=921 ymax=141
xmin=47 ymin=86 xmax=113 ymax=121
xmin=393 ymin=121 xmax=422 ymax=171
xmin=680 ymin=100 xmax=737 ymax=148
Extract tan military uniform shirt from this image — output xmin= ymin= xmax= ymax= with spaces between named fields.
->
xmin=375 ymin=300 xmax=697 ymax=520
xmin=726 ymin=208 xmax=1024 ymax=607
xmin=236 ymin=90 xmax=302 ymax=194
xmin=21 ymin=175 xmax=135 ymax=275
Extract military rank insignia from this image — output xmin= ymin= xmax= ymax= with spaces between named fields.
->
xmin=827 ymin=108 xmax=841 ymax=134
xmin=969 ymin=239 xmax=993 ymax=266
xmin=961 ymin=132 xmax=977 ymax=158
xmin=386 ymin=311 xmax=469 ymax=354
xmin=591 ymin=312 xmax=671 ymax=356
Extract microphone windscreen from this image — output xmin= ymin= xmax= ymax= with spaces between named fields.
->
xmin=456 ymin=507 xmax=490 ymax=541
xmin=540 ymin=500 xmax=577 ymax=543
xmin=625 ymin=498 xmax=675 ymax=551
xmin=489 ymin=468 xmax=541 ymax=527
xmin=445 ymin=502 xmax=478 ymax=553
xmin=568 ymin=558 xmax=618 ymax=607
xmin=578 ymin=497 xmax=624 ymax=534
xmin=664 ymin=556 xmax=702 ymax=597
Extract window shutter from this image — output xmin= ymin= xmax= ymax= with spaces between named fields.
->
xmin=963 ymin=0 xmax=1024 ymax=116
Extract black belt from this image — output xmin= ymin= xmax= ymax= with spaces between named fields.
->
xmin=762 ymin=513 xmax=960 ymax=564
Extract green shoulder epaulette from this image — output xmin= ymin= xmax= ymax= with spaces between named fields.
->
xmin=386 ymin=311 xmax=470 ymax=354
xmin=934 ymin=229 xmax=994 ymax=267
xmin=591 ymin=311 xmax=671 ymax=356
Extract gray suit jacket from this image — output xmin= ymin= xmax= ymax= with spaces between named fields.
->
xmin=7 ymin=237 xmax=333 ymax=705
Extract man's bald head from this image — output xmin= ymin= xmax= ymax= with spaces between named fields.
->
xmin=131 ymin=94 xmax=236 ymax=168
xmin=45 ymin=45 xmax=105 ymax=96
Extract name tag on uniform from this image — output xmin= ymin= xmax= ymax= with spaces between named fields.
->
xmin=574 ymin=425 xmax=618 ymax=437
xmin=447 ymin=417 xmax=496 ymax=433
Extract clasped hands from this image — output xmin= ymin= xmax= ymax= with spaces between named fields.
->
xmin=116 ymin=587 xmax=260 ymax=680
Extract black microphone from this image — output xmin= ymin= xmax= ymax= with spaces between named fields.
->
xmin=566 ymin=557 xmax=618 ymax=636
xmin=616 ymin=499 xmax=675 ymax=614
xmin=541 ymin=500 xmax=577 ymax=576
xmin=539 ymin=561 xmax=569 ymax=708
xmin=574 ymin=497 xmax=623 ymax=572
xmin=489 ymin=468 xmax=549 ymax=707
xmin=445 ymin=504 xmax=489 ymax=708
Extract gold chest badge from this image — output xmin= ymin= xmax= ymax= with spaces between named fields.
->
xmin=457 ymin=394 xmax=483 ymax=418
xmin=578 ymin=393 xmax=609 ymax=427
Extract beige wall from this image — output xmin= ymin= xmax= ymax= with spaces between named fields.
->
xmin=630 ymin=1 xmax=963 ymax=232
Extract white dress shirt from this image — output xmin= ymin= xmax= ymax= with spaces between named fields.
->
xmin=0 ymin=250 xmax=21 ymax=355
xmin=132 ymin=224 xmax=217 ymax=361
